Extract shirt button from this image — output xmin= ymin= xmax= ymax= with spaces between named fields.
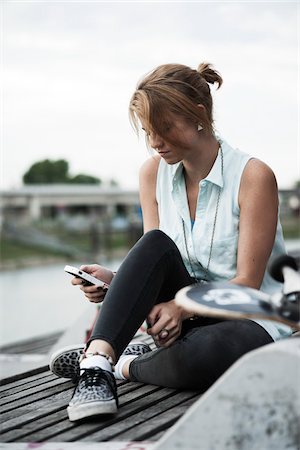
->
xmin=201 ymin=181 xmax=206 ymax=187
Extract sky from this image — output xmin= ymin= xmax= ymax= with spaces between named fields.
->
xmin=1 ymin=0 xmax=299 ymax=190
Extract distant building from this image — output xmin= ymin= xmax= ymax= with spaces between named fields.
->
xmin=0 ymin=184 xmax=141 ymax=227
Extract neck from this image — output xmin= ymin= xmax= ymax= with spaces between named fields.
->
xmin=183 ymin=135 xmax=220 ymax=185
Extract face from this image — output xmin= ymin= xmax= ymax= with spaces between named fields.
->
xmin=142 ymin=114 xmax=200 ymax=165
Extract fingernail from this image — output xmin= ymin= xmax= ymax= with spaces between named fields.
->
xmin=160 ymin=331 xmax=168 ymax=339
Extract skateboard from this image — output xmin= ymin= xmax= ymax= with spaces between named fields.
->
xmin=175 ymin=255 xmax=300 ymax=330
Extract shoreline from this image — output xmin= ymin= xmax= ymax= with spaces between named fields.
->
xmin=1 ymin=239 xmax=299 ymax=272
xmin=0 ymin=247 xmax=129 ymax=271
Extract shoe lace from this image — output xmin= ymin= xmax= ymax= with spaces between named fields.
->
xmin=80 ymin=368 xmax=119 ymax=406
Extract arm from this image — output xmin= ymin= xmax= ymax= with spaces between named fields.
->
xmin=231 ymin=158 xmax=279 ymax=289
xmin=139 ymin=155 xmax=160 ymax=233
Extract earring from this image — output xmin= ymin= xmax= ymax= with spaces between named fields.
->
xmin=197 ymin=124 xmax=203 ymax=131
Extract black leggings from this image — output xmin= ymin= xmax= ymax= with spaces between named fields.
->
xmin=90 ymin=230 xmax=273 ymax=390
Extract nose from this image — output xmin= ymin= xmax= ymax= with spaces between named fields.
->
xmin=149 ymin=131 xmax=164 ymax=150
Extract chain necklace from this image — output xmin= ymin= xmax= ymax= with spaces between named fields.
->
xmin=182 ymin=146 xmax=224 ymax=283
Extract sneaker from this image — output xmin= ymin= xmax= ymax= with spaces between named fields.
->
xmin=49 ymin=344 xmax=85 ymax=382
xmin=67 ymin=367 xmax=118 ymax=421
xmin=122 ymin=341 xmax=151 ymax=357
xmin=114 ymin=341 xmax=152 ymax=380
xmin=49 ymin=341 xmax=151 ymax=382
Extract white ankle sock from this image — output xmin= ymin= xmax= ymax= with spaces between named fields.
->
xmin=114 ymin=355 xmax=138 ymax=380
xmin=80 ymin=355 xmax=112 ymax=373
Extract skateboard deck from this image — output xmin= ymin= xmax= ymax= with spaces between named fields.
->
xmin=175 ymin=281 xmax=300 ymax=330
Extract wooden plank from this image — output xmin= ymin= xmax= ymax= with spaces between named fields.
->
xmin=0 ymin=373 xmax=59 ymax=398
xmin=0 ymin=377 xmax=71 ymax=408
xmin=0 ymin=383 xmax=157 ymax=442
xmin=0 ymin=365 xmax=50 ymax=385
xmin=0 ymin=379 xmax=134 ymax=431
xmin=0 ymin=333 xmax=201 ymax=444
xmin=12 ymin=386 xmax=173 ymax=442
xmin=82 ymin=392 xmax=200 ymax=442
xmin=0 ymin=371 xmax=54 ymax=394
xmin=111 ymin=395 xmax=200 ymax=441
xmin=0 ymin=380 xmax=74 ymax=418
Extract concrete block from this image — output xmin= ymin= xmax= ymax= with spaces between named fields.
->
xmin=154 ymin=338 xmax=300 ymax=450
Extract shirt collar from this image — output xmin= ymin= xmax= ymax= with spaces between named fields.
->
xmin=171 ymin=140 xmax=224 ymax=188
xmin=205 ymin=145 xmax=224 ymax=188
xmin=171 ymin=162 xmax=184 ymax=187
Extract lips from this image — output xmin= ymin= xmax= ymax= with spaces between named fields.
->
xmin=158 ymin=150 xmax=170 ymax=156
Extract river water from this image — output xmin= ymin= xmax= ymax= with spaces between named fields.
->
xmin=1 ymin=240 xmax=299 ymax=347
xmin=0 ymin=258 xmax=122 ymax=347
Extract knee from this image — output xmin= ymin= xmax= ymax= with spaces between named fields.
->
xmin=142 ymin=229 xmax=176 ymax=249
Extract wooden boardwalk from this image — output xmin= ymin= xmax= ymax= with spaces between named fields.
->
xmin=1 ymin=250 xmax=299 ymax=448
xmin=0 ymin=334 xmax=201 ymax=446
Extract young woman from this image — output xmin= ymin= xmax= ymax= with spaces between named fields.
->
xmin=50 ymin=63 xmax=291 ymax=422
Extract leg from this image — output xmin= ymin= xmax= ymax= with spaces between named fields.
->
xmin=129 ymin=318 xmax=274 ymax=390
xmin=86 ymin=229 xmax=194 ymax=360
xmin=62 ymin=230 xmax=194 ymax=421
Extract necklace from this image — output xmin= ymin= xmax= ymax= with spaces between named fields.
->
xmin=182 ymin=146 xmax=224 ymax=283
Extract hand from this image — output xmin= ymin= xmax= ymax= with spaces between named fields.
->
xmin=71 ymin=264 xmax=114 ymax=303
xmin=147 ymin=300 xmax=185 ymax=348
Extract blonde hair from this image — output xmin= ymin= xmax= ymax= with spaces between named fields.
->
xmin=129 ymin=63 xmax=222 ymax=142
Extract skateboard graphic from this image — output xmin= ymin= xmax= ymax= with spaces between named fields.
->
xmin=175 ymin=255 xmax=300 ymax=330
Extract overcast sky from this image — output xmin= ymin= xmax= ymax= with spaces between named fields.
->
xmin=1 ymin=1 xmax=298 ymax=190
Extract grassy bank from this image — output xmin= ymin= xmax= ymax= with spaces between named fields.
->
xmin=1 ymin=218 xmax=298 ymax=269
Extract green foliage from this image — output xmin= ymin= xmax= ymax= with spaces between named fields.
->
xmin=23 ymin=159 xmax=69 ymax=184
xmin=68 ymin=173 xmax=100 ymax=184
xmin=23 ymin=159 xmax=101 ymax=185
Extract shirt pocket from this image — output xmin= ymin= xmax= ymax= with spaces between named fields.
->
xmin=207 ymin=234 xmax=238 ymax=280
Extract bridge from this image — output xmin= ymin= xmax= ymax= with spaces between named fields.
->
xmin=0 ymin=185 xmax=141 ymax=225
xmin=0 ymin=184 xmax=299 ymax=225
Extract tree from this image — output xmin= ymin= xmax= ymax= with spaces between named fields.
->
xmin=68 ymin=174 xmax=101 ymax=184
xmin=23 ymin=159 xmax=101 ymax=185
xmin=23 ymin=159 xmax=69 ymax=184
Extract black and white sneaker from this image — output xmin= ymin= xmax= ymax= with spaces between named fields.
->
xmin=49 ymin=344 xmax=85 ymax=382
xmin=114 ymin=341 xmax=152 ymax=380
xmin=49 ymin=341 xmax=151 ymax=382
xmin=122 ymin=341 xmax=151 ymax=357
xmin=67 ymin=367 xmax=118 ymax=421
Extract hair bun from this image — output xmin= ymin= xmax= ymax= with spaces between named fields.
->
xmin=197 ymin=63 xmax=223 ymax=89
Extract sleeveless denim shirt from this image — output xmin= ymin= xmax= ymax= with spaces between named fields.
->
xmin=156 ymin=137 xmax=291 ymax=340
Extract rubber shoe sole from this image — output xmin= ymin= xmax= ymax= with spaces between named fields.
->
xmin=49 ymin=344 xmax=84 ymax=381
xmin=67 ymin=398 xmax=118 ymax=421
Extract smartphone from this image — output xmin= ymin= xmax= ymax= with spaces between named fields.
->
xmin=64 ymin=265 xmax=108 ymax=288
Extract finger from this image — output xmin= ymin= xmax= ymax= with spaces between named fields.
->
xmin=149 ymin=317 xmax=171 ymax=336
xmin=157 ymin=328 xmax=180 ymax=347
xmin=147 ymin=309 xmax=159 ymax=327
xmin=84 ymin=290 xmax=106 ymax=299
xmin=71 ymin=277 xmax=82 ymax=286
xmin=159 ymin=334 xmax=178 ymax=348
xmin=80 ymin=265 xmax=93 ymax=273
xmin=159 ymin=329 xmax=169 ymax=340
xmin=79 ymin=284 xmax=100 ymax=293
xmin=87 ymin=297 xmax=102 ymax=303
xmin=85 ymin=293 xmax=105 ymax=303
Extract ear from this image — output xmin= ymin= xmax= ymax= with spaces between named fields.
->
xmin=197 ymin=104 xmax=206 ymax=113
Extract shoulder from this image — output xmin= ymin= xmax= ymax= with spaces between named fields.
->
xmin=241 ymin=158 xmax=277 ymax=187
xmin=239 ymin=158 xmax=278 ymax=205
xmin=139 ymin=154 xmax=161 ymax=182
